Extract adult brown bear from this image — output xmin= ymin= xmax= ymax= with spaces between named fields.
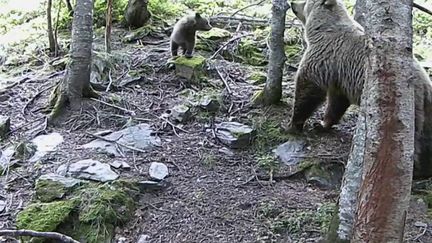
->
xmin=289 ymin=0 xmax=432 ymax=178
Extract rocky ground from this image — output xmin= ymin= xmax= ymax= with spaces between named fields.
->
xmin=1 ymin=18 xmax=432 ymax=243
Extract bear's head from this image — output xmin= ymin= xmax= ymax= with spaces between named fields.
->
xmin=193 ymin=13 xmax=212 ymax=31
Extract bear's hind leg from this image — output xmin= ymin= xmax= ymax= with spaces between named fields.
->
xmin=184 ymin=39 xmax=195 ymax=58
xmin=287 ymin=76 xmax=326 ymax=133
xmin=322 ymin=89 xmax=350 ymax=130
xmin=170 ymin=41 xmax=180 ymax=57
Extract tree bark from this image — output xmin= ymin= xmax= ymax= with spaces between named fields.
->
xmin=354 ymin=0 xmax=366 ymax=27
xmin=253 ymin=0 xmax=289 ymax=105
xmin=49 ymin=0 xmax=97 ymax=121
xmin=47 ymin=0 xmax=56 ymax=53
xmin=352 ymin=0 xmax=415 ymax=242
xmin=105 ymin=0 xmax=113 ymax=53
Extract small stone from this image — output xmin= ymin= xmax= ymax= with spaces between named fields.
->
xmin=110 ymin=160 xmax=123 ymax=169
xmin=0 ymin=146 xmax=17 ymax=173
xmin=0 ymin=199 xmax=6 ymax=213
xmin=218 ymin=147 xmax=234 ymax=156
xmin=0 ymin=116 xmax=11 ymax=139
xmin=57 ymin=159 xmax=119 ymax=182
xmin=199 ymin=96 xmax=220 ymax=112
xmin=215 ymin=122 xmax=256 ymax=149
xmin=121 ymin=162 xmax=131 ymax=169
xmin=414 ymin=221 xmax=428 ymax=228
xmin=170 ymin=104 xmax=192 ymax=123
xmin=137 ymin=180 xmax=169 ymax=192
xmin=149 ymin=162 xmax=169 ymax=180
xmin=29 ymin=132 xmax=64 ymax=163
xmin=137 ymin=234 xmax=151 ymax=243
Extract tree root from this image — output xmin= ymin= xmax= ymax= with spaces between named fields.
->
xmin=0 ymin=229 xmax=80 ymax=243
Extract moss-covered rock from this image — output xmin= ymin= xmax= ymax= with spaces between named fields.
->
xmin=16 ymin=200 xmax=77 ymax=232
xmin=122 ymin=25 xmax=156 ymax=43
xmin=236 ymin=37 xmax=267 ymax=66
xmin=35 ymin=174 xmax=82 ymax=202
xmin=196 ymin=28 xmax=232 ymax=52
xmin=174 ymin=55 xmax=207 ymax=80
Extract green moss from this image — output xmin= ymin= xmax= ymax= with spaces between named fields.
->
xmin=198 ymin=27 xmax=231 ymax=40
xmin=16 ymin=200 xmax=77 ymax=232
xmin=14 ymin=141 xmax=36 ymax=161
xmin=284 ymin=44 xmax=302 ymax=59
xmin=248 ymin=71 xmax=267 ymax=85
xmin=123 ymin=25 xmax=156 ymax=43
xmin=252 ymin=116 xmax=293 ymax=152
xmin=35 ymin=180 xmax=68 ymax=202
xmin=237 ymin=37 xmax=267 ymax=66
xmin=174 ymin=55 xmax=206 ymax=68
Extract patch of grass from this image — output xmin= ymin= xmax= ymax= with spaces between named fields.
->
xmin=149 ymin=0 xmax=187 ymax=18
xmin=251 ymin=115 xmax=292 ymax=152
xmin=257 ymin=153 xmax=279 ymax=181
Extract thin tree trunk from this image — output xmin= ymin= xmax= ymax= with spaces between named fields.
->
xmin=253 ymin=0 xmax=289 ymax=105
xmin=54 ymin=0 xmax=63 ymax=57
xmin=49 ymin=0 xmax=97 ymax=121
xmin=47 ymin=0 xmax=56 ymax=53
xmin=105 ymin=0 xmax=113 ymax=53
xmin=354 ymin=0 xmax=366 ymax=27
xmin=352 ymin=0 xmax=415 ymax=241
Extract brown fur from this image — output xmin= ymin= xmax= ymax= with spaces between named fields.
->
xmin=290 ymin=0 xmax=432 ymax=178
xmin=124 ymin=0 xmax=151 ymax=28
xmin=170 ymin=13 xmax=212 ymax=58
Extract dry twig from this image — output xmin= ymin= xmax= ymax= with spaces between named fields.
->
xmin=0 ymin=229 xmax=80 ymax=243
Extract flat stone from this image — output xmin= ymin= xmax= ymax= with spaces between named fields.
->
xmin=137 ymin=234 xmax=151 ymax=243
xmin=170 ymin=104 xmax=192 ymax=123
xmin=57 ymin=159 xmax=119 ymax=182
xmin=38 ymin=173 xmax=82 ymax=188
xmin=137 ymin=180 xmax=169 ymax=192
xmin=215 ymin=122 xmax=256 ymax=149
xmin=149 ymin=162 xmax=169 ymax=180
xmin=0 ymin=116 xmax=11 ymax=139
xmin=109 ymin=160 xmax=131 ymax=170
xmin=29 ymin=132 xmax=64 ymax=163
xmin=0 ymin=146 xmax=17 ymax=173
xmin=36 ymin=173 xmax=82 ymax=202
xmin=273 ymin=138 xmax=307 ymax=166
xmin=0 ymin=199 xmax=6 ymax=213
xmin=199 ymin=96 xmax=220 ymax=112
xmin=82 ymin=124 xmax=161 ymax=157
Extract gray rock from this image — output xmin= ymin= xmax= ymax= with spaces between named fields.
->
xmin=170 ymin=104 xmax=192 ymax=123
xmin=0 ymin=146 xmax=17 ymax=173
xmin=0 ymin=199 xmax=6 ymax=213
xmin=199 ymin=96 xmax=220 ymax=112
xmin=82 ymin=124 xmax=161 ymax=157
xmin=149 ymin=162 xmax=169 ymax=180
xmin=215 ymin=122 xmax=256 ymax=149
xmin=57 ymin=159 xmax=119 ymax=182
xmin=218 ymin=147 xmax=234 ymax=156
xmin=304 ymin=162 xmax=344 ymax=190
xmin=0 ymin=116 xmax=10 ymax=139
xmin=29 ymin=132 xmax=64 ymax=163
xmin=137 ymin=234 xmax=151 ymax=243
xmin=36 ymin=173 xmax=82 ymax=202
xmin=110 ymin=160 xmax=131 ymax=170
xmin=273 ymin=138 xmax=307 ymax=166
xmin=38 ymin=173 xmax=82 ymax=188
xmin=137 ymin=180 xmax=169 ymax=192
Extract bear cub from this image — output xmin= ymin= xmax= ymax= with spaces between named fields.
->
xmin=170 ymin=13 xmax=212 ymax=58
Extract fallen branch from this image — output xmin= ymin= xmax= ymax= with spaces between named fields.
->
xmin=22 ymin=83 xmax=57 ymax=115
xmin=231 ymin=0 xmax=266 ymax=17
xmin=209 ymin=33 xmax=251 ymax=60
xmin=414 ymin=2 xmax=432 ymax=16
xmin=215 ymin=67 xmax=232 ymax=94
xmin=0 ymin=229 xmax=80 ymax=243
xmin=90 ymin=98 xmax=136 ymax=116
xmin=210 ymin=15 xmax=301 ymax=28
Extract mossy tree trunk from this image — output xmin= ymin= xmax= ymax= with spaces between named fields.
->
xmin=354 ymin=0 xmax=366 ymax=27
xmin=352 ymin=0 xmax=415 ymax=241
xmin=49 ymin=0 xmax=98 ymax=121
xmin=254 ymin=0 xmax=289 ymax=105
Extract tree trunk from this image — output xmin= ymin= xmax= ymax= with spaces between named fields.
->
xmin=47 ymin=0 xmax=56 ymax=53
xmin=354 ymin=0 xmax=366 ymax=27
xmin=105 ymin=0 xmax=113 ymax=53
xmin=49 ymin=0 xmax=98 ymax=121
xmin=352 ymin=0 xmax=415 ymax=242
xmin=252 ymin=0 xmax=289 ymax=105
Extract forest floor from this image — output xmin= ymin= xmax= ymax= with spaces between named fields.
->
xmin=1 ymin=21 xmax=432 ymax=243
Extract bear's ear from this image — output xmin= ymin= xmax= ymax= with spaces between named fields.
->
xmin=322 ymin=0 xmax=337 ymax=6
xmin=195 ymin=12 xmax=201 ymax=18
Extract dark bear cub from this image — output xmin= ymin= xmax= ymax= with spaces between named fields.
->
xmin=170 ymin=13 xmax=212 ymax=58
